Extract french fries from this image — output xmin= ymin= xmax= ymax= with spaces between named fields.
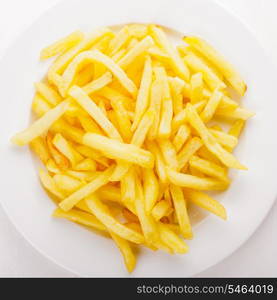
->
xmin=12 ymin=24 xmax=253 ymax=272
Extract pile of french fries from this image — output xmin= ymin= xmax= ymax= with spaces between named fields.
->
xmin=11 ymin=24 xmax=254 ymax=272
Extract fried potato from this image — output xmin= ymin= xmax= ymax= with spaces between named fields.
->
xmin=201 ymin=89 xmax=223 ymax=123
xmin=32 ymin=93 xmax=52 ymax=117
xmin=173 ymin=124 xmax=191 ymax=153
xmin=178 ymin=137 xmax=203 ymax=170
xmin=83 ymin=133 xmax=154 ymax=168
xmin=152 ymin=200 xmax=173 ymax=221
xmin=190 ymin=72 xmax=203 ymax=104
xmin=35 ymin=82 xmax=62 ymax=105
xmin=12 ymin=100 xmax=69 ymax=146
xmin=143 ymin=168 xmax=159 ymax=213
xmin=30 ymin=137 xmax=50 ymax=164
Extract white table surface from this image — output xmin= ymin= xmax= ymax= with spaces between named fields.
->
xmin=0 ymin=0 xmax=276 ymax=278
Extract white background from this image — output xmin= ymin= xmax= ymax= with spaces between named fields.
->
xmin=0 ymin=0 xmax=276 ymax=277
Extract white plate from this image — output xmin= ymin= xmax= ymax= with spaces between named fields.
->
xmin=0 ymin=0 xmax=276 ymax=277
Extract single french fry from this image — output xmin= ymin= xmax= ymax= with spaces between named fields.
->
xmin=228 ymin=120 xmax=245 ymax=138
xmin=172 ymin=124 xmax=191 ymax=153
xmin=184 ymin=52 xmax=226 ymax=90
xmin=151 ymin=200 xmax=173 ymax=221
xmin=109 ymin=231 xmax=136 ymax=273
xmin=159 ymin=139 xmax=178 ymax=170
xmin=166 ymin=167 xmax=229 ymax=190
xmin=146 ymin=141 xmax=167 ymax=184
xmin=209 ymin=129 xmax=238 ymax=149
xmin=69 ymin=86 xmax=122 ymax=140
xmin=178 ymin=137 xmax=203 ymax=170
xmin=186 ymin=103 xmax=247 ymax=170
xmin=185 ymin=189 xmax=227 ymax=220
xmin=184 ymin=36 xmax=247 ymax=96
xmin=215 ymin=107 xmax=255 ymax=120
xmin=169 ymin=185 xmax=193 ymax=239
xmin=40 ymin=31 xmax=84 ymax=60
xmin=74 ymin=158 xmax=97 ymax=171
xmin=201 ymin=89 xmax=223 ymax=123
xmin=59 ymin=165 xmax=115 ymax=211
xmin=35 ymin=82 xmax=62 ymax=106
xmin=83 ymin=72 xmax=113 ymax=95
xmin=189 ymin=155 xmax=229 ymax=182
xmin=168 ymin=76 xmax=185 ymax=115
xmin=86 ymin=194 xmax=144 ymax=244
xmin=83 ymin=133 xmax=154 ymax=168
xmin=30 ymin=137 xmax=50 ymax=164
xmin=147 ymin=80 xmax=163 ymax=140
xmin=11 ymin=100 xmax=69 ymax=146
xmin=143 ymin=168 xmax=159 ymax=213
xmin=131 ymin=110 xmax=154 ymax=146
xmin=32 ymin=93 xmax=52 ymax=117
xmin=150 ymin=25 xmax=190 ymax=81
xmin=53 ymin=207 xmax=106 ymax=231
xmin=131 ymin=56 xmax=152 ymax=132
xmin=155 ymin=67 xmax=173 ymax=139
xmin=190 ymin=72 xmax=203 ymax=103
xmin=53 ymin=174 xmax=83 ymax=194
xmin=120 ymin=167 xmax=136 ymax=213
xmin=46 ymin=159 xmax=60 ymax=174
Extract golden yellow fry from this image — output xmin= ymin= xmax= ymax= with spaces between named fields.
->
xmin=168 ymin=76 xmax=185 ymax=115
xmin=134 ymin=175 xmax=159 ymax=244
xmin=201 ymin=89 xmax=223 ymax=123
xmin=32 ymin=93 xmax=52 ymax=117
xmin=197 ymin=146 xmax=222 ymax=166
xmin=159 ymin=139 xmax=178 ymax=170
xmin=185 ymin=36 xmax=247 ymax=96
xmin=111 ymin=48 xmax=127 ymax=63
xmin=215 ymin=107 xmax=255 ymax=120
xmin=48 ymin=27 xmax=112 ymax=86
xmin=83 ymin=133 xmax=154 ymax=168
xmin=74 ymin=158 xmax=97 ymax=171
xmin=109 ymin=231 xmax=136 ymax=273
xmin=131 ymin=56 xmax=152 ymax=132
xmin=53 ymin=207 xmax=106 ymax=231
xmin=40 ymin=31 xmax=84 ymax=60
xmin=53 ymin=174 xmax=83 ymax=194
xmin=209 ymin=129 xmax=238 ymax=149
xmin=128 ymin=24 xmax=148 ymax=39
xmin=11 ymin=100 xmax=69 ymax=146
xmin=143 ymin=168 xmax=159 ymax=213
xmin=158 ymin=223 xmax=189 ymax=254
xmin=108 ymin=26 xmax=130 ymax=56
xmin=97 ymin=185 xmax=122 ymax=204
xmin=148 ymin=47 xmax=170 ymax=65
xmin=150 ymin=25 xmax=190 ymax=81
xmin=52 ymin=133 xmax=83 ymax=166
xmin=166 ymin=167 xmax=229 ymax=190
xmin=59 ymin=165 xmax=115 ymax=211
xmin=69 ymin=86 xmax=122 ymax=140
xmin=131 ymin=110 xmax=154 ymax=146
xmin=60 ymin=50 xmax=137 ymax=97
xmin=83 ymin=72 xmax=113 ymax=95
xmin=172 ymin=124 xmax=191 ymax=153
xmin=189 ymin=155 xmax=229 ymax=182
xmin=155 ymin=67 xmax=173 ymax=139
xmin=38 ymin=169 xmax=64 ymax=199
xmin=78 ymin=114 xmax=103 ymax=135
xmin=185 ymin=189 xmax=227 ymax=220
xmin=46 ymin=132 xmax=70 ymax=170
xmin=85 ymin=194 xmax=144 ymax=244
xmin=120 ymin=168 xmax=136 ymax=213
xmin=110 ymin=161 xmax=130 ymax=182
xmin=74 ymin=144 xmax=110 ymax=167
xmin=169 ymin=185 xmax=193 ymax=239
xmin=46 ymin=159 xmax=60 ymax=174
xmin=186 ymin=103 xmax=247 ymax=170
xmin=146 ymin=141 xmax=167 ymax=184
xmin=147 ymin=80 xmax=163 ymax=140
xmin=178 ymin=137 xmax=203 ymax=170
xmin=91 ymin=33 xmax=115 ymax=53
xmin=35 ymin=82 xmax=62 ymax=106
xmin=30 ymin=137 xmax=50 ymax=164
xmin=190 ymin=72 xmax=203 ymax=103
xmin=66 ymin=170 xmax=96 ymax=181
xmin=110 ymin=98 xmax=132 ymax=142
xmin=74 ymin=64 xmax=94 ymax=87
xmin=51 ymin=119 xmax=84 ymax=144
xmin=118 ymin=36 xmax=154 ymax=69
xmin=184 ymin=52 xmax=226 ymax=90
xmin=151 ymin=200 xmax=173 ymax=221
xmin=216 ymin=95 xmax=238 ymax=113
xmin=228 ymin=120 xmax=245 ymax=138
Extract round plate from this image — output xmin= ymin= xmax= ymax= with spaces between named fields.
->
xmin=0 ymin=0 xmax=276 ymax=277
